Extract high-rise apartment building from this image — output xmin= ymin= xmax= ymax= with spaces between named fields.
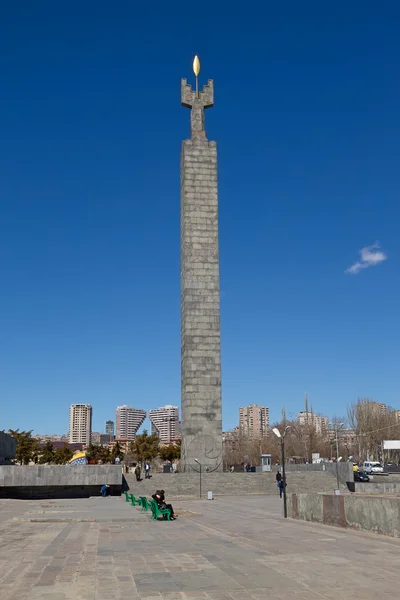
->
xmin=105 ymin=420 xmax=114 ymax=441
xmin=356 ymin=401 xmax=387 ymax=417
xmin=297 ymin=411 xmax=328 ymax=435
xmin=148 ymin=405 xmax=179 ymax=444
xmin=239 ymin=405 xmax=270 ymax=439
xmin=69 ymin=404 xmax=92 ymax=445
xmin=115 ymin=405 xmax=146 ymax=440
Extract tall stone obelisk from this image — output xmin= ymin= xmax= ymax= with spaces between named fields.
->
xmin=180 ymin=56 xmax=223 ymax=472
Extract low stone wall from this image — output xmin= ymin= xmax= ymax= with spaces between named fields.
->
xmin=125 ymin=470 xmax=338 ymax=498
xmin=280 ymin=462 xmax=353 ymax=486
xmin=0 ymin=465 xmax=123 ymax=498
xmin=354 ymin=481 xmax=400 ymax=494
xmin=289 ymin=492 xmax=400 ymax=538
xmin=0 ymin=432 xmax=17 ymax=463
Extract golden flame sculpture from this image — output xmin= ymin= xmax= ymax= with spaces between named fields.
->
xmin=193 ymin=55 xmax=200 ymax=77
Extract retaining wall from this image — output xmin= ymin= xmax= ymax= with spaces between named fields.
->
xmin=289 ymin=492 xmax=400 ymax=538
xmin=279 ymin=462 xmax=353 ymax=486
xmin=0 ymin=465 xmax=123 ymax=498
xmin=125 ymin=470 xmax=338 ymax=498
xmin=354 ymin=482 xmax=400 ymax=494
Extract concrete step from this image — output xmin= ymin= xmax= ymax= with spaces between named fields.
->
xmin=124 ymin=471 xmax=338 ymax=498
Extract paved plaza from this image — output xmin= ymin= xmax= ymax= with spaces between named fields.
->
xmin=0 ymin=494 xmax=398 ymax=600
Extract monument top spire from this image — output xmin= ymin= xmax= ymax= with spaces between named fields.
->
xmin=181 ymin=57 xmax=214 ymax=139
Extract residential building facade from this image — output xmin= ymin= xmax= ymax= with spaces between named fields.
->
xmin=148 ymin=405 xmax=179 ymax=444
xmin=356 ymin=401 xmax=387 ymax=417
xmin=239 ymin=405 xmax=270 ymax=439
xmin=297 ymin=411 xmax=328 ymax=435
xmin=115 ymin=405 xmax=146 ymax=440
xmin=69 ymin=404 xmax=92 ymax=445
xmin=105 ymin=420 xmax=115 ymax=441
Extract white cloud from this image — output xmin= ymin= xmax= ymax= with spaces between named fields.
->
xmin=346 ymin=243 xmax=387 ymax=275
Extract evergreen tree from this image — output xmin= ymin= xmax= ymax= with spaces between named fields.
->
xmin=39 ymin=441 xmax=55 ymax=464
xmin=100 ymin=446 xmax=112 ymax=463
xmin=111 ymin=440 xmax=124 ymax=462
xmin=132 ymin=430 xmax=159 ymax=465
xmin=8 ymin=430 xmax=37 ymax=465
xmin=54 ymin=445 xmax=74 ymax=464
xmin=159 ymin=442 xmax=181 ymax=463
xmin=85 ymin=443 xmax=99 ymax=463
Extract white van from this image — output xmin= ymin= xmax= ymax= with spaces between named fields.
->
xmin=363 ymin=461 xmax=384 ymax=474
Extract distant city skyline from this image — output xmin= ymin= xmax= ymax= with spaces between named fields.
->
xmin=16 ymin=395 xmax=400 ymax=439
xmin=27 ymin=395 xmax=400 ymax=442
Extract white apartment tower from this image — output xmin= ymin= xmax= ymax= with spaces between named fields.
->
xmin=239 ymin=405 xmax=270 ymax=439
xmin=297 ymin=411 xmax=328 ymax=435
xmin=148 ymin=405 xmax=179 ymax=444
xmin=69 ymin=404 xmax=92 ymax=445
xmin=115 ymin=405 xmax=146 ymax=440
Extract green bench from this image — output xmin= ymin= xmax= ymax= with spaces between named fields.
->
xmin=129 ymin=494 xmax=142 ymax=507
xmin=125 ymin=493 xmax=169 ymax=519
xmin=149 ymin=498 xmax=172 ymax=521
xmin=139 ymin=496 xmax=151 ymax=511
xmin=124 ymin=492 xmax=151 ymax=511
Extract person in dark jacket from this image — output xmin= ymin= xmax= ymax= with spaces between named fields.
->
xmin=134 ymin=464 xmax=141 ymax=482
xmin=277 ymin=477 xmax=287 ymax=498
xmin=276 ymin=470 xmax=282 ymax=483
xmin=152 ymin=489 xmax=177 ymax=520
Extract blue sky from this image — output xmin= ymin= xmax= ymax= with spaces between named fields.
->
xmin=1 ymin=1 xmax=399 ymax=435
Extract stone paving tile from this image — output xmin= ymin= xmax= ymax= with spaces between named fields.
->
xmin=0 ymin=495 xmax=399 ymax=599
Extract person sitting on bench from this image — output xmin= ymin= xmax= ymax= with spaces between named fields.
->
xmin=152 ymin=489 xmax=177 ymax=520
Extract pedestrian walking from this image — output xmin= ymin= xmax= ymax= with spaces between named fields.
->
xmin=145 ymin=463 xmax=151 ymax=479
xmin=135 ymin=464 xmax=141 ymax=482
xmin=278 ymin=478 xmax=286 ymax=499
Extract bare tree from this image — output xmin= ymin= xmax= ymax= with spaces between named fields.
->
xmin=347 ymin=398 xmax=400 ymax=462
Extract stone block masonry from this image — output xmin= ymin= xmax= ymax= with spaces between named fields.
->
xmin=180 ymin=72 xmax=223 ymax=472
xmin=125 ymin=470 xmax=339 ymax=498
xmin=289 ymin=492 xmax=400 ymax=538
xmin=0 ymin=465 xmax=123 ymax=498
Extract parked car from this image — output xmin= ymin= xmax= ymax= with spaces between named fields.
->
xmin=363 ymin=461 xmax=384 ymax=474
xmin=354 ymin=471 xmax=369 ymax=482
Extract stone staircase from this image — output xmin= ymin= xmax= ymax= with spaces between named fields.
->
xmin=124 ymin=471 xmax=338 ymax=499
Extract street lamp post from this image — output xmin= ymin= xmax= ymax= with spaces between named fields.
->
xmin=272 ymin=426 xmax=291 ymax=518
xmin=194 ymin=458 xmax=202 ymax=498
xmin=329 ymin=422 xmax=344 ymax=491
